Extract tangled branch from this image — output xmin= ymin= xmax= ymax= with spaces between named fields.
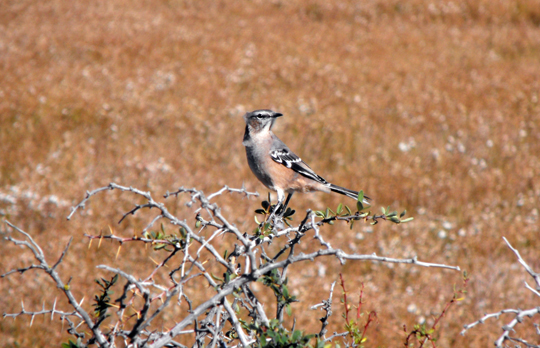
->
xmin=3 ymin=183 xmax=460 ymax=348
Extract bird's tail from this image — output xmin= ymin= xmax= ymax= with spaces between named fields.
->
xmin=329 ymin=184 xmax=371 ymax=205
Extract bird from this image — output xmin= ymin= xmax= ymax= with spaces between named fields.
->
xmin=242 ymin=109 xmax=371 ymax=219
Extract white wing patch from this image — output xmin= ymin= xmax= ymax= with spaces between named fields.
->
xmin=270 ymin=149 xmax=302 ymax=168
xmin=270 ymin=149 xmax=329 ymax=185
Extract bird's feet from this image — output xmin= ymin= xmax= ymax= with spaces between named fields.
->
xmin=270 ymin=204 xmax=295 ymax=219
xmin=264 ymin=205 xmax=295 ymax=230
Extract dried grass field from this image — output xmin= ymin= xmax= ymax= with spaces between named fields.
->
xmin=1 ymin=0 xmax=539 ymax=346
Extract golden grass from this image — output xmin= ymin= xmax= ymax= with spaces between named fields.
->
xmin=1 ymin=0 xmax=539 ymax=346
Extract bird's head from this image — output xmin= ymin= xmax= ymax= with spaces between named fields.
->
xmin=243 ymin=109 xmax=283 ymax=133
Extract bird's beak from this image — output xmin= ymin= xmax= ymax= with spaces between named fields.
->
xmin=273 ymin=112 xmax=283 ymax=118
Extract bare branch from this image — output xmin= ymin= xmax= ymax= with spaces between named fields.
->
xmin=503 ymin=237 xmax=540 ymax=290
xmin=311 ymin=281 xmax=336 ymax=338
xmin=3 ymin=222 xmax=109 ymax=347
xmin=51 ymin=236 xmax=73 ymax=271
xmin=67 ymin=184 xmax=118 ymax=220
xmin=462 ymin=308 xmax=540 ymax=347
xmin=462 ymin=238 xmax=540 ymax=347
xmin=223 ymin=299 xmax=252 ymax=348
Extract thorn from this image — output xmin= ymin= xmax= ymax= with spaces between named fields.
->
xmin=79 ymin=296 xmax=85 ymax=306
xmin=108 ymin=225 xmax=114 ymax=235
xmin=30 ymin=314 xmax=35 ymax=327
xmin=116 ymin=245 xmax=122 ymax=259
xmin=98 ymin=233 xmax=103 ymax=249
xmin=52 ymin=298 xmax=57 ymax=320
xmin=149 ymin=257 xmax=160 ymax=266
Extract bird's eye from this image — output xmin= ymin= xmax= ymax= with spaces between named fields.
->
xmin=256 ymin=114 xmax=263 ymax=119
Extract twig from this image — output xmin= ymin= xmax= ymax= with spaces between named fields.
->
xmin=462 ymin=237 xmax=540 ymax=348
xmin=3 ymin=221 xmax=109 ymax=347
xmin=311 ymin=281 xmax=336 ymax=338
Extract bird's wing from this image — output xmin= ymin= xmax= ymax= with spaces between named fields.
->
xmin=270 ymin=148 xmax=329 ymax=185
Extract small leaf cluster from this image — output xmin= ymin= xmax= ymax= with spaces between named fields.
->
xmin=403 ymin=272 xmax=469 ymax=347
xmin=379 ymin=206 xmax=413 ymax=225
xmin=61 ymin=339 xmax=81 ymax=348
xmin=254 ymin=194 xmax=296 ymax=224
xmin=211 ymin=269 xmax=238 ymax=289
xmin=343 ymin=320 xmax=368 ymax=346
xmin=246 ymin=319 xmax=320 ymax=348
xmin=407 ymin=323 xmax=436 ymax=345
xmin=92 ymin=274 xmax=118 ymax=318
xmin=313 ymin=198 xmax=367 ymax=230
xmin=339 ymin=274 xmax=377 ymax=348
xmin=313 ymin=191 xmax=414 ymax=228
xmin=258 ymin=269 xmax=298 ymax=316
xmin=142 ymin=223 xmax=187 ymax=251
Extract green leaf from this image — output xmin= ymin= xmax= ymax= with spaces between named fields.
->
xmin=401 ymin=217 xmax=414 ymax=223
xmin=210 ymin=273 xmax=223 ymax=282
xmin=337 ymin=203 xmax=343 ymax=214
xmin=357 ymin=190 xmax=364 ymax=203
xmin=154 ymin=243 xmax=168 ymax=250
xmin=356 ymin=201 xmax=364 ymax=212
xmin=283 ymin=208 xmax=296 ymax=218
xmin=61 ymin=340 xmax=80 ymax=348
xmin=292 ymin=330 xmax=302 ymax=341
xmin=255 ymin=209 xmax=266 ymax=215
xmin=400 ymin=210 xmax=407 ymax=218
xmin=381 ymin=206 xmax=386 ymax=215
xmin=389 ymin=216 xmax=400 ymax=223
xmin=345 ymin=205 xmax=352 ymax=215
xmin=282 ymin=285 xmax=290 ymax=298
xmin=286 ymin=304 xmax=292 ymax=316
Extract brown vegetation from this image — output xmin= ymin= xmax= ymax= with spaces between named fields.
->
xmin=1 ymin=0 xmax=539 ymax=346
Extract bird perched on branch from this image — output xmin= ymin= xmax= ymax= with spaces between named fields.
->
xmin=242 ymin=109 xmax=371 ymax=219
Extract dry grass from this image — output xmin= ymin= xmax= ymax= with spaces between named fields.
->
xmin=1 ymin=0 xmax=539 ymax=346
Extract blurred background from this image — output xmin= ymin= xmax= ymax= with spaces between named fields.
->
xmin=1 ymin=0 xmax=539 ymax=346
